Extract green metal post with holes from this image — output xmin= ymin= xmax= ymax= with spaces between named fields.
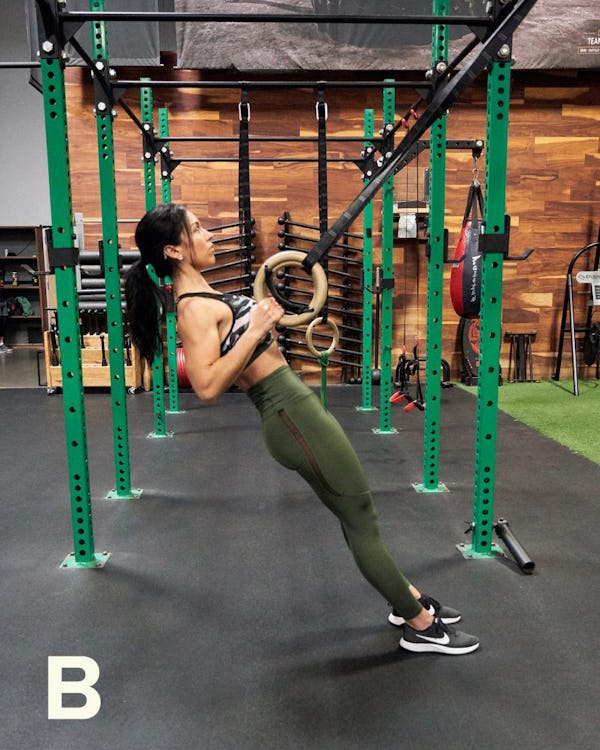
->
xmin=139 ymin=88 xmax=171 ymax=438
xmin=158 ymin=107 xmax=182 ymax=414
xmin=358 ymin=109 xmax=376 ymax=412
xmin=39 ymin=40 xmax=107 ymax=567
xmin=460 ymin=56 xmax=513 ymax=559
xmin=145 ymin=265 xmax=171 ymax=438
xmin=374 ymin=83 xmax=397 ymax=435
xmin=159 ymin=109 xmax=171 ymax=205
xmin=90 ymin=0 xmax=139 ymax=499
xmin=141 ymin=84 xmax=156 ymax=208
xmin=415 ymin=0 xmax=448 ymax=493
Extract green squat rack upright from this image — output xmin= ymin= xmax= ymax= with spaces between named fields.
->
xmin=140 ymin=84 xmax=172 ymax=439
xmin=373 ymin=83 xmax=397 ymax=435
xmin=158 ymin=107 xmax=184 ymax=416
xmin=38 ymin=6 xmax=108 ymax=567
xmin=358 ymin=109 xmax=377 ymax=413
xmin=461 ymin=56 xmax=513 ymax=559
xmin=90 ymin=0 xmax=140 ymax=499
xmin=141 ymin=85 xmax=156 ymax=210
xmin=415 ymin=0 xmax=449 ymax=493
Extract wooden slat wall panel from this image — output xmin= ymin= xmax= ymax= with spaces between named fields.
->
xmin=64 ymin=65 xmax=599 ymax=383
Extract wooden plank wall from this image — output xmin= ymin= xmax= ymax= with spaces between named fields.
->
xmin=64 ymin=63 xmax=600 ymax=383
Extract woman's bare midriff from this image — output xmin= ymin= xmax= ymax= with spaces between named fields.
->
xmin=235 ymin=341 xmax=289 ymax=391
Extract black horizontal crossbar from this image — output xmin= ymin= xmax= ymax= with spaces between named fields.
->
xmin=60 ymin=11 xmax=491 ymax=26
xmin=0 ymin=62 xmax=41 ymax=68
xmin=117 ymin=79 xmax=429 ymax=90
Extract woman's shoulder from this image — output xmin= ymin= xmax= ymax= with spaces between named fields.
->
xmin=177 ymin=293 xmax=227 ymax=326
xmin=177 ymin=291 xmax=222 ymax=304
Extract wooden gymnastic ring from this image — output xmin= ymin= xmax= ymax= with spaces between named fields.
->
xmin=305 ymin=316 xmax=340 ymax=358
xmin=253 ymin=250 xmax=328 ymax=328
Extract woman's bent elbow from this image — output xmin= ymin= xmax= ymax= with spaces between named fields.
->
xmin=191 ymin=380 xmax=224 ymax=404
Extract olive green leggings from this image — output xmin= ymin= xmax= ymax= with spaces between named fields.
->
xmin=247 ymin=366 xmax=422 ymax=620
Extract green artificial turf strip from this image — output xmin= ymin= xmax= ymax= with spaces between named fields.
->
xmin=458 ymin=379 xmax=600 ymax=466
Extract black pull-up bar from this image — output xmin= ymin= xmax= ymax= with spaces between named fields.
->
xmin=114 ymin=79 xmax=429 ymax=91
xmin=57 ymin=11 xmax=492 ymax=27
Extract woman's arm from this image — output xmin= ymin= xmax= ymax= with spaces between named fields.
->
xmin=177 ymin=297 xmax=283 ymax=402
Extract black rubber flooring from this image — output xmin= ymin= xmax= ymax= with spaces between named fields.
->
xmin=1 ymin=383 xmax=598 ymax=750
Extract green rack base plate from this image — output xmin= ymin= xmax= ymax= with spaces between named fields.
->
xmin=147 ymin=431 xmax=174 ymax=439
xmin=60 ymin=551 xmax=110 ymax=569
xmin=413 ymin=482 xmax=449 ymax=494
xmin=106 ymin=488 xmax=143 ymax=501
xmin=456 ymin=542 xmax=505 ymax=560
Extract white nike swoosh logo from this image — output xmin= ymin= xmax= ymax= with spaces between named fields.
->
xmin=417 ymin=632 xmax=450 ymax=645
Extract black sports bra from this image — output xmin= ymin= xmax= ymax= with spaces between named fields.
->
xmin=176 ymin=291 xmax=273 ymax=363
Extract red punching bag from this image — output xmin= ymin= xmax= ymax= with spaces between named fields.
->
xmin=450 ymin=181 xmax=485 ymax=319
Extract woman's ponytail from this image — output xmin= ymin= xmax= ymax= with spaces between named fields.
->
xmin=124 ymin=260 xmax=165 ymax=364
xmin=125 ymin=203 xmax=188 ymax=364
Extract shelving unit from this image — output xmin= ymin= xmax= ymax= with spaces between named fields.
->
xmin=40 ymin=244 xmax=145 ymax=392
xmin=0 ymin=226 xmax=48 ymax=348
xmin=43 ymin=331 xmax=144 ymax=391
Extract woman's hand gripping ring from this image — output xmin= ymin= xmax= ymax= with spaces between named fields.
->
xmin=253 ymin=250 xmax=328 ymax=328
xmin=305 ymin=316 xmax=340 ymax=359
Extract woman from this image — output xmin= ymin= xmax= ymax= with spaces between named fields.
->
xmin=125 ymin=202 xmax=479 ymax=656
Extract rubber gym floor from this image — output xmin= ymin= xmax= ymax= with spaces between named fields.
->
xmin=1 ymin=383 xmax=597 ymax=750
